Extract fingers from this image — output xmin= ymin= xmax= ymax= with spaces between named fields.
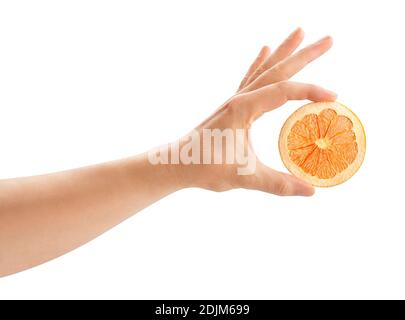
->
xmin=245 ymin=28 xmax=304 ymax=86
xmin=243 ymin=36 xmax=333 ymax=92
xmin=246 ymin=162 xmax=315 ymax=196
xmin=242 ymin=81 xmax=336 ymax=121
xmin=238 ymin=46 xmax=270 ymax=91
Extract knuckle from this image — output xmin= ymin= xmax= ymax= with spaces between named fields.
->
xmin=309 ymin=83 xmax=318 ymax=91
xmin=272 ymin=65 xmax=289 ymax=81
xmin=275 ymin=80 xmax=290 ymax=97
xmin=231 ymin=94 xmax=251 ymax=111
xmin=226 ymin=95 xmax=243 ymax=112
xmin=224 ymin=93 xmax=260 ymax=125
xmin=253 ymin=65 xmax=266 ymax=79
xmin=237 ymin=174 xmax=256 ymax=189
xmin=274 ymin=177 xmax=291 ymax=196
xmin=222 ymin=95 xmax=248 ymax=122
xmin=276 ymin=80 xmax=290 ymax=91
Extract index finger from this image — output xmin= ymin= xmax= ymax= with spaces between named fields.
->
xmin=244 ymin=81 xmax=337 ymax=121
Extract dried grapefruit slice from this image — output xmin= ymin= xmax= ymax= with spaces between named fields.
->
xmin=279 ymin=102 xmax=366 ymax=187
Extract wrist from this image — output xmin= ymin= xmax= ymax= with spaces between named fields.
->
xmin=143 ymin=143 xmax=190 ymax=191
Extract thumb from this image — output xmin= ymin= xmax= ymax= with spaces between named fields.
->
xmin=253 ymin=162 xmax=315 ymax=196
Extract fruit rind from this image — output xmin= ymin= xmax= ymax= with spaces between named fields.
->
xmin=278 ymin=101 xmax=366 ymax=187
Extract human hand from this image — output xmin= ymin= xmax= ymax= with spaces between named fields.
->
xmin=166 ymin=29 xmax=336 ymax=196
xmin=0 ymin=29 xmax=336 ymax=277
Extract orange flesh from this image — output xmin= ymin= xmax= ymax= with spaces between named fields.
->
xmin=287 ymin=108 xmax=358 ymax=179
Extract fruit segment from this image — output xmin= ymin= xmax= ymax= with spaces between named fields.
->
xmin=279 ymin=102 xmax=365 ymax=187
xmin=287 ymin=108 xmax=358 ymax=179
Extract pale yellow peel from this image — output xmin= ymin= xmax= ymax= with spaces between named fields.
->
xmin=278 ymin=101 xmax=366 ymax=187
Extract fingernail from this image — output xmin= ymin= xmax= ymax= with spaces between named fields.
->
xmin=288 ymin=175 xmax=315 ymax=196
xmin=325 ymin=89 xmax=338 ymax=100
xmin=295 ymin=27 xmax=304 ymax=34
xmin=296 ymin=184 xmax=315 ymax=197
xmin=290 ymin=27 xmax=304 ymax=38
xmin=316 ymin=35 xmax=333 ymax=44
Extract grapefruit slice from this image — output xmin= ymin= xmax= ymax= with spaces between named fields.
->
xmin=279 ymin=101 xmax=366 ymax=187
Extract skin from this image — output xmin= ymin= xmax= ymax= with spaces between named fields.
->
xmin=0 ymin=28 xmax=336 ymax=277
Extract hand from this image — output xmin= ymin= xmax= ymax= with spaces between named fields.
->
xmin=174 ymin=28 xmax=336 ymax=196
xmin=0 ymin=28 xmax=336 ymax=276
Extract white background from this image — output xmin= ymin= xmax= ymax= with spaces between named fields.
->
xmin=0 ymin=0 xmax=404 ymax=299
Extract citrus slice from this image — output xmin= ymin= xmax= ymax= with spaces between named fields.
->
xmin=278 ymin=101 xmax=366 ymax=187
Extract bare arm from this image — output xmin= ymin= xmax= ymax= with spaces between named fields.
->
xmin=0 ymin=29 xmax=335 ymax=277
xmin=0 ymin=155 xmax=183 ymax=276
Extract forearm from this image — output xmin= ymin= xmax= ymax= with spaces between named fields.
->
xmin=0 ymin=152 xmax=183 ymax=277
xmin=0 ymin=29 xmax=334 ymax=277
